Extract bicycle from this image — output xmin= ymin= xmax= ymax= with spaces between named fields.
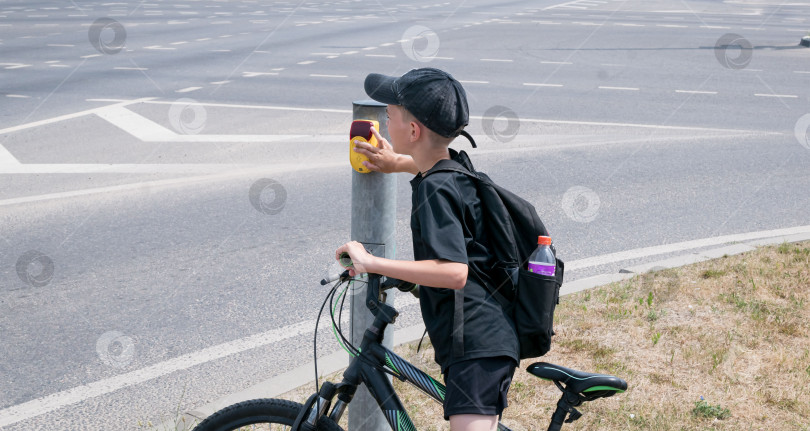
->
xmin=192 ymin=267 xmax=628 ymax=431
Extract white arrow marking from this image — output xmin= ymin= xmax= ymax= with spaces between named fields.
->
xmin=93 ymin=105 xmax=307 ymax=143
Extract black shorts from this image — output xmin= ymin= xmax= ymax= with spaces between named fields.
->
xmin=443 ymin=356 xmax=518 ymax=420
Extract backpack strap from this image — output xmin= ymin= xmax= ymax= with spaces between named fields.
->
xmin=422 ymin=155 xmax=522 ymax=312
xmin=453 ymin=289 xmax=464 ymax=358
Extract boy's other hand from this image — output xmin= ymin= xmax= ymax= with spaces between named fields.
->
xmin=334 ymin=241 xmax=376 ymax=277
xmin=352 ymin=126 xmax=400 ymax=173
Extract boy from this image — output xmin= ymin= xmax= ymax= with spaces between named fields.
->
xmin=335 ymin=68 xmax=518 ymax=431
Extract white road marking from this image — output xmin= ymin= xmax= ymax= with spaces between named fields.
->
xmin=170 ymin=41 xmax=188 ymax=45
xmin=675 ymin=90 xmax=717 ymax=94
xmin=573 ymin=21 xmax=601 ymax=26
xmin=615 ymin=23 xmax=644 ymax=26
xmin=145 ymin=45 xmax=176 ymax=50
xmin=0 ymin=141 xmax=19 ymax=164
xmin=176 ymin=87 xmax=202 ymax=93
xmin=196 ymin=37 xmax=211 ymax=41
xmin=468 ymin=114 xmax=764 ymax=133
xmin=0 ymin=319 xmax=318 ymax=427
xmin=47 ymin=43 xmax=74 ymax=47
xmin=114 ymin=67 xmax=149 ymax=71
xmin=700 ymin=25 xmax=730 ymax=29
xmin=657 ymin=24 xmax=688 ymax=28
xmin=0 ymin=98 xmax=135 ymax=136
xmin=210 ymin=80 xmax=231 ymax=85
xmin=598 ymin=86 xmax=639 ymax=91
xmin=0 ymin=63 xmax=32 ymax=69
xmin=242 ymin=72 xmax=278 ymax=78
xmin=83 ymin=98 xmax=771 ymax=135
xmin=342 ymin=50 xmax=358 ymax=55
xmin=533 ymin=20 xmax=561 ymax=24
xmin=5 ymin=94 xmax=30 ymax=98
xmin=0 ymin=164 xmax=259 ymax=175
xmin=567 ymin=225 xmax=810 ymax=271
xmin=88 ymin=99 xmax=352 ymax=115
xmin=80 ymin=54 xmax=102 ymax=59
xmin=242 ymin=72 xmax=278 ymax=77
xmin=523 ymin=83 xmax=564 ymax=87
xmin=93 ymin=105 xmax=307 ymax=143
xmin=754 ymin=93 xmax=798 ymax=98
xmin=310 ymin=74 xmax=348 ymax=78
xmin=297 ymin=60 xmax=316 ymax=65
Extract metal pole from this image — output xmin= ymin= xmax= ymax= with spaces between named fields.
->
xmin=349 ymin=100 xmax=397 ymax=431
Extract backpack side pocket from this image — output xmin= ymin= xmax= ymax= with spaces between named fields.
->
xmin=515 ymin=268 xmax=560 ymax=359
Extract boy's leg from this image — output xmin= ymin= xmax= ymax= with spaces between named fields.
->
xmin=443 ymin=356 xmax=517 ymax=427
xmin=449 ymin=414 xmax=498 ymax=431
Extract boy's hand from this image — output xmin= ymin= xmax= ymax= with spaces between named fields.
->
xmin=334 ymin=241 xmax=376 ymax=277
xmin=352 ymin=127 xmax=402 ymax=174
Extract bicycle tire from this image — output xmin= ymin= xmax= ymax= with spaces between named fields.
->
xmin=192 ymin=398 xmax=344 ymax=431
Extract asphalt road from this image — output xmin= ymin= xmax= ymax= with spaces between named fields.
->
xmin=1 ymin=0 xmax=809 ymax=429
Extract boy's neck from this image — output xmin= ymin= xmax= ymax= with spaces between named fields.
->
xmin=412 ymin=145 xmax=451 ymax=175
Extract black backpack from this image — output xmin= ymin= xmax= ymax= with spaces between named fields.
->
xmin=422 ymin=149 xmax=565 ymax=359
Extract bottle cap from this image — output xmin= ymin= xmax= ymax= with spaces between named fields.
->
xmin=537 ymin=236 xmax=552 ymax=245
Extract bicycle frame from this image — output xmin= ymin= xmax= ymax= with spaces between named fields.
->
xmin=338 ymin=342 xmax=444 ymax=430
xmin=300 ymin=274 xmax=512 ymax=431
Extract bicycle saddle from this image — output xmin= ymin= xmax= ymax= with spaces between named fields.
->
xmin=527 ymin=362 xmax=627 ymax=399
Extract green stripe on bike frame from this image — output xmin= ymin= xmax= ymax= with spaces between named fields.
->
xmin=583 ymin=386 xmax=625 ymax=393
xmin=398 ymin=411 xmax=417 ymax=431
xmin=430 ymin=378 xmax=446 ymax=401
xmin=385 ymin=354 xmax=401 ymax=375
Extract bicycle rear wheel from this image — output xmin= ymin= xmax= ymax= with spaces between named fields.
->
xmin=192 ymin=398 xmax=344 ymax=431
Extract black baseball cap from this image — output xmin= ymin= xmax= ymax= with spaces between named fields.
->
xmin=364 ymin=68 xmax=476 ymax=147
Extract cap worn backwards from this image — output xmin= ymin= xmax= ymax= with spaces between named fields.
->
xmin=364 ymin=68 xmax=476 ymax=147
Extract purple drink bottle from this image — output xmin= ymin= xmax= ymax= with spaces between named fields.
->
xmin=528 ymin=236 xmax=555 ymax=276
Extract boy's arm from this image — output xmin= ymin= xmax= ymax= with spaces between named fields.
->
xmin=371 ymin=257 xmax=467 ymax=290
xmin=335 ymin=241 xmax=467 ymax=290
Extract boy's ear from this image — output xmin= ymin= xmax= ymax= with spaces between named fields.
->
xmin=409 ymin=120 xmax=422 ymax=142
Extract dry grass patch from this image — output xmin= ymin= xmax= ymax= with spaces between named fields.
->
xmin=277 ymin=241 xmax=810 ymax=430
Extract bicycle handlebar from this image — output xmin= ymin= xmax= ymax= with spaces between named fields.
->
xmin=325 ymin=253 xmax=419 ymax=298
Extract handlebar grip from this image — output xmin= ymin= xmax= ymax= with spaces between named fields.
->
xmin=338 ymin=252 xmax=353 ymax=268
xmin=321 ymin=269 xmax=350 ymax=285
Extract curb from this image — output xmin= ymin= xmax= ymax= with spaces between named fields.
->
xmin=165 ymin=232 xmax=810 ymax=430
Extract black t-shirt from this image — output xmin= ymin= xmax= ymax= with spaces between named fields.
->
xmin=410 ymin=158 xmax=519 ymax=372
